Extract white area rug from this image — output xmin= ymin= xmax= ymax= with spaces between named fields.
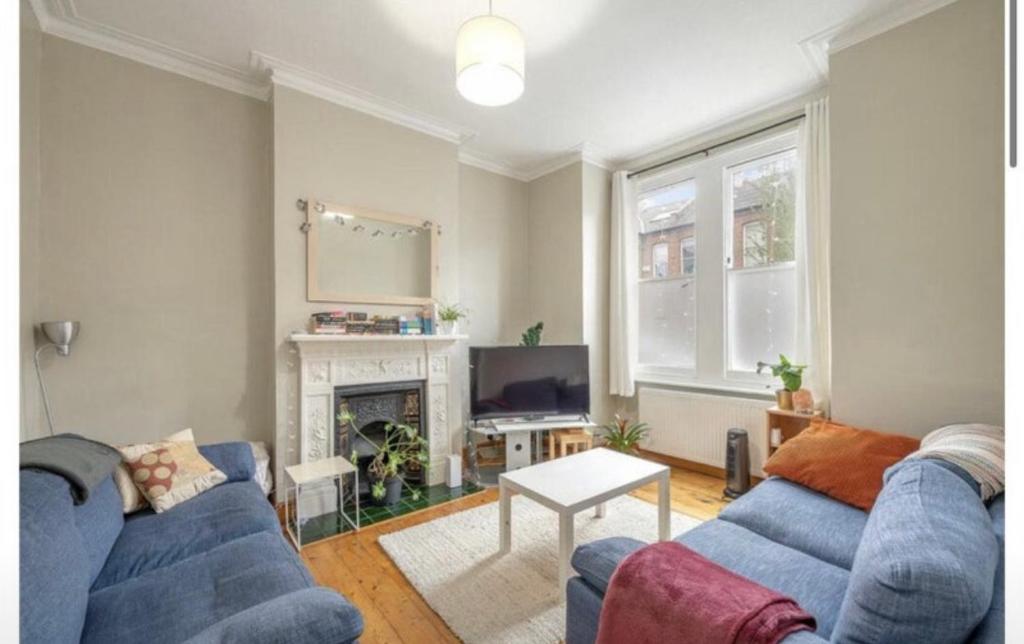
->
xmin=379 ymin=494 xmax=702 ymax=644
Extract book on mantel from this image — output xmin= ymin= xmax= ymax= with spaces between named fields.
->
xmin=308 ymin=309 xmax=436 ymax=336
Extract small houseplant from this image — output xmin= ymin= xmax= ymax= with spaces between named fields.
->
xmin=436 ymin=302 xmax=468 ymax=335
xmin=600 ymin=415 xmax=651 ymax=455
xmin=520 ymin=321 xmax=544 ymax=346
xmin=340 ymin=411 xmax=428 ymax=507
xmin=756 ymin=354 xmax=807 ymax=411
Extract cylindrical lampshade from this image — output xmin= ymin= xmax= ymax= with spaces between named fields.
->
xmin=456 ymin=15 xmax=524 ymax=107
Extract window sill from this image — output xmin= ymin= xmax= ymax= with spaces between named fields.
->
xmin=633 ymin=375 xmax=774 ymax=400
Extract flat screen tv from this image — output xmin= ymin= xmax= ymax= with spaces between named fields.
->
xmin=470 ymin=345 xmax=590 ymax=420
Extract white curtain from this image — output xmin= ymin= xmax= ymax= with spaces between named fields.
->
xmin=795 ymin=98 xmax=832 ymax=413
xmin=609 ymin=170 xmax=639 ymax=397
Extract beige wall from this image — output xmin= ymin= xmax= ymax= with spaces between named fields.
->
xmin=271 ymin=86 xmax=459 ymax=486
xmin=458 ymin=164 xmax=530 ymax=346
xmin=830 ymin=0 xmax=1004 ymax=435
xmin=526 ymin=162 xmax=585 ymax=345
xmin=33 ymin=37 xmax=274 ymax=447
xmin=20 ymin=1 xmax=42 ymax=442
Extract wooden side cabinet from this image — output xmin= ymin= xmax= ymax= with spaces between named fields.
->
xmin=766 ymin=407 xmax=823 ymax=457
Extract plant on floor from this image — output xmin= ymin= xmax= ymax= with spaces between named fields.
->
xmin=756 ymin=354 xmax=807 ymax=410
xmin=600 ymin=415 xmax=651 ymax=455
xmin=520 ymin=321 xmax=544 ymax=346
xmin=339 ymin=410 xmax=428 ymax=505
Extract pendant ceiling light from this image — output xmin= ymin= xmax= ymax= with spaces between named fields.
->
xmin=456 ymin=1 xmax=524 ymax=107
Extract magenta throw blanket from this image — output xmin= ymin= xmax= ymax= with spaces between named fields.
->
xmin=595 ymin=541 xmax=816 ymax=644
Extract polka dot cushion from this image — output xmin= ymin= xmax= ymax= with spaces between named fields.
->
xmin=120 ymin=439 xmax=227 ymax=513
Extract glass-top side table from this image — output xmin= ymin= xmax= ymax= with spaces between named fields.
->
xmin=284 ymin=455 xmax=360 ymax=550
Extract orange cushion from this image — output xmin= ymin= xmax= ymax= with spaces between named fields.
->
xmin=763 ymin=419 xmax=920 ymax=511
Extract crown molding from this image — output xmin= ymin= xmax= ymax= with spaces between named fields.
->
xmin=457 ymin=151 xmax=530 ymax=182
xmin=28 ymin=0 xmax=269 ymax=100
xmin=251 ymin=52 xmax=476 ymax=146
xmin=799 ymin=0 xmax=960 ymax=83
xmin=517 ymin=143 xmax=613 ymax=182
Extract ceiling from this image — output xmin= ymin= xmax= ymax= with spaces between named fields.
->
xmin=31 ymin=0 xmax=949 ymax=179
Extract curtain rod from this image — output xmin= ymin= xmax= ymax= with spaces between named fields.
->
xmin=627 ymin=113 xmax=806 ymax=179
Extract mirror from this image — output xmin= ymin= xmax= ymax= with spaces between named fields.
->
xmin=306 ymin=200 xmax=439 ymax=305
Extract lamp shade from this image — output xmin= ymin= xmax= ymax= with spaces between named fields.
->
xmin=456 ymin=15 xmax=524 ymax=107
xmin=41 ymin=321 xmax=80 ymax=356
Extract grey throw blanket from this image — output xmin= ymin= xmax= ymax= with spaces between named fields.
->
xmin=20 ymin=433 xmax=122 ymax=504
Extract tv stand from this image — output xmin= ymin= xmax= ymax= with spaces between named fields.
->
xmin=471 ymin=416 xmax=597 ymax=472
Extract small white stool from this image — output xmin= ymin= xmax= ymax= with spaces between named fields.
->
xmin=284 ymin=455 xmax=360 ymax=550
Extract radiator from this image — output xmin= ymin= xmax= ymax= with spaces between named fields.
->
xmin=638 ymin=387 xmax=772 ymax=476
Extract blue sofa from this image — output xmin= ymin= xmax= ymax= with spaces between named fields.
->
xmin=566 ymin=459 xmax=1004 ymax=643
xmin=20 ymin=441 xmax=364 ymax=644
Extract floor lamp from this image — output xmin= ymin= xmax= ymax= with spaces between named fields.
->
xmin=34 ymin=321 xmax=80 ymax=436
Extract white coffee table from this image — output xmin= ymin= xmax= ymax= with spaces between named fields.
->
xmin=497 ymin=448 xmax=671 ymax=600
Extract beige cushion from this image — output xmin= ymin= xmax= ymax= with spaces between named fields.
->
xmin=119 ymin=438 xmax=227 ymax=513
xmin=113 ymin=428 xmax=194 ymax=513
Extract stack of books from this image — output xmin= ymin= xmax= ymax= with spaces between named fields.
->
xmin=307 ymin=308 xmax=438 ymax=336
xmin=309 ymin=311 xmax=347 ymax=334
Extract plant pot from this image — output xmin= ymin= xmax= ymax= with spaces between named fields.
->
xmin=440 ymin=320 xmax=459 ymax=336
xmin=776 ymin=389 xmax=794 ymax=411
xmin=371 ymin=475 xmax=404 ymax=507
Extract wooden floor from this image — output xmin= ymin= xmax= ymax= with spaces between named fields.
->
xmin=300 ymin=464 xmax=731 ymax=644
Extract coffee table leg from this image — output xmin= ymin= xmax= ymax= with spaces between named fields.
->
xmin=499 ymin=480 xmax=511 ymax=554
xmin=559 ymin=511 xmax=574 ymax=602
xmin=594 ymin=502 xmax=606 ymax=518
xmin=658 ymin=470 xmax=671 ymax=541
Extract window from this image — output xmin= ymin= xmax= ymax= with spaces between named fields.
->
xmin=652 ymin=243 xmax=669 ymax=278
xmin=637 ymin=178 xmax=697 ymax=371
xmin=741 ymin=221 xmax=768 ymax=267
xmin=681 ymin=237 xmax=696 ymax=276
xmin=726 ymin=149 xmax=797 ymax=374
xmin=634 ymin=132 xmax=799 ymax=389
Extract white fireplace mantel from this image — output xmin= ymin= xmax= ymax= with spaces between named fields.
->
xmin=289 ymin=333 xmax=469 ymax=487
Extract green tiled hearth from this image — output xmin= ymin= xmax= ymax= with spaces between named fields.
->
xmin=291 ymin=481 xmax=485 ymax=546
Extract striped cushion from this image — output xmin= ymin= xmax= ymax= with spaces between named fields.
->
xmin=905 ymin=424 xmax=1004 ymax=501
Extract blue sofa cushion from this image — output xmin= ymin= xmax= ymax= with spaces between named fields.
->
xmin=73 ymin=475 xmax=125 ymax=585
xmin=832 ymin=459 xmax=998 ymax=644
xmin=718 ymin=477 xmax=868 ymax=569
xmin=198 ymin=442 xmax=256 ymax=483
xmin=92 ymin=480 xmax=279 ymax=590
xmin=678 ymin=520 xmax=849 ymax=638
xmin=571 ymin=536 xmax=645 ymax=594
xmin=20 ymin=470 xmax=92 ymax=644
xmin=82 ymin=531 xmax=314 ymax=644
xmin=183 ymin=587 xmax=364 ymax=644
xmin=971 ymin=494 xmax=1004 ymax=644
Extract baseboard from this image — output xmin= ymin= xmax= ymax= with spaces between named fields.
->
xmin=637 ymin=448 xmax=764 ymax=484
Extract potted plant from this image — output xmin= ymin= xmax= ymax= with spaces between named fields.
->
xmin=756 ymin=354 xmax=807 ymax=411
xmin=340 ymin=410 xmax=428 ymax=507
xmin=520 ymin=321 xmax=544 ymax=346
xmin=600 ymin=415 xmax=651 ymax=455
xmin=436 ymin=302 xmax=468 ymax=335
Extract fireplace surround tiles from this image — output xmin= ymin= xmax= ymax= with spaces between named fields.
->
xmin=286 ymin=334 xmax=467 ymax=492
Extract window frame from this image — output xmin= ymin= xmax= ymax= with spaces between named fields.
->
xmin=633 ymin=128 xmax=799 ymax=394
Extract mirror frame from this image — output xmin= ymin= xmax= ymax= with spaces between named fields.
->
xmin=306 ymin=199 xmax=440 ymax=306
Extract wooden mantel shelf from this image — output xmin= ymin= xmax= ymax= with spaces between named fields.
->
xmin=289 ymin=333 xmax=468 ymax=343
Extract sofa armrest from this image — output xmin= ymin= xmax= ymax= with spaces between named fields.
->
xmin=198 ymin=442 xmax=257 ymax=483
xmin=184 ymin=587 xmax=364 ymax=644
xmin=571 ymin=537 xmax=646 ymax=594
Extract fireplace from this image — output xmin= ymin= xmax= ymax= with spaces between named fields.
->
xmin=334 ymin=380 xmax=426 ymax=501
